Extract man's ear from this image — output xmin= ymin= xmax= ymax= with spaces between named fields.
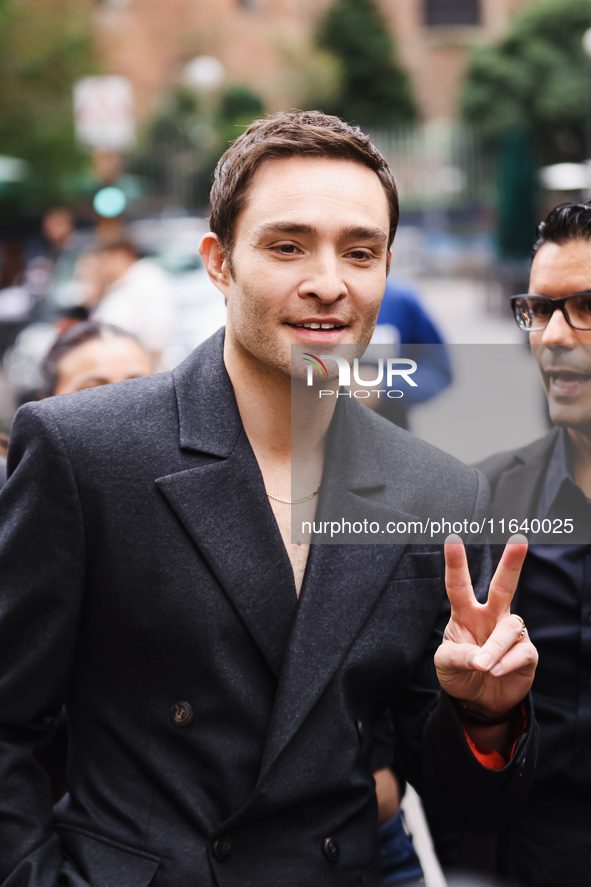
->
xmin=386 ymin=248 xmax=392 ymax=276
xmin=199 ymin=233 xmax=231 ymax=295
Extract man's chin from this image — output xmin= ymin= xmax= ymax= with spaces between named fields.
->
xmin=549 ymin=406 xmax=591 ymax=434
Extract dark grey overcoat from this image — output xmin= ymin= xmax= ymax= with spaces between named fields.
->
xmin=0 ymin=330 xmax=536 ymax=887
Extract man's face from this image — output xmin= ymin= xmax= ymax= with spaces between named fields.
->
xmin=207 ymin=156 xmax=391 ymax=380
xmin=53 ymin=335 xmax=153 ymax=395
xmin=529 ymin=239 xmax=591 ymax=435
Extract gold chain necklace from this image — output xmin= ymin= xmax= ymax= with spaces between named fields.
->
xmin=266 ymin=485 xmax=321 ymax=505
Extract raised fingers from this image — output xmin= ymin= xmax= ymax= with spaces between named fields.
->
xmin=486 ymin=535 xmax=528 ymax=619
xmin=444 ymin=534 xmax=476 ymax=616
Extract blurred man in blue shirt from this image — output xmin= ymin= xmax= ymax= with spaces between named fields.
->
xmin=369 ymin=280 xmax=452 ymax=428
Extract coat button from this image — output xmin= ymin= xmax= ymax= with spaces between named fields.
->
xmin=356 ymin=719 xmax=364 ymax=742
xmin=212 ymin=836 xmax=234 ymax=862
xmin=170 ymin=701 xmax=193 ymax=727
xmin=323 ymin=836 xmax=340 ymax=863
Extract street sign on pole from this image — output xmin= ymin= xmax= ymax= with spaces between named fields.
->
xmin=74 ymin=76 xmax=135 ymax=150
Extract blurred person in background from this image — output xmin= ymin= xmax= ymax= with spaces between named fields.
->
xmin=0 ymin=320 xmax=154 ymax=477
xmin=38 ymin=320 xmax=154 ymax=398
xmin=24 ymin=207 xmax=76 ymax=304
xmin=474 ymin=201 xmax=591 ymax=887
xmin=368 ymin=279 xmax=452 ymax=429
xmin=0 ymin=208 xmax=77 ymax=354
xmin=83 ymin=237 xmax=176 ymax=368
xmin=1 ymin=207 xmax=74 ymax=294
xmin=40 ymin=208 xmax=75 ymax=256
xmin=71 ymin=251 xmax=104 ymax=311
xmin=41 ymin=206 xmax=76 ymax=259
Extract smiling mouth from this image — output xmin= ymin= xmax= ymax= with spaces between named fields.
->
xmin=289 ymin=322 xmax=346 ymax=330
xmin=547 ymin=371 xmax=591 ymax=391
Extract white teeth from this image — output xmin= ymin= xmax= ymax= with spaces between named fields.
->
xmin=295 ymin=322 xmax=338 ymax=329
xmin=551 ymin=373 xmax=589 ymax=390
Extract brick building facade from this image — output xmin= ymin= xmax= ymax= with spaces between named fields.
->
xmin=95 ymin=0 xmax=535 ymax=124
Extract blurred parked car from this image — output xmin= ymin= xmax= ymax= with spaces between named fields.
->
xmin=3 ymin=216 xmax=226 ymax=403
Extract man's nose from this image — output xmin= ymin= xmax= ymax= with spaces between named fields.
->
xmin=299 ymin=254 xmax=347 ymax=302
xmin=539 ymin=304 xmax=578 ymax=347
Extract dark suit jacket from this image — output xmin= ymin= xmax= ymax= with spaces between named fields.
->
xmin=0 ymin=330 xmax=536 ymax=887
xmin=477 ymin=430 xmax=559 ymax=526
xmin=0 ymin=455 xmax=5 ymax=490
xmin=476 ymin=432 xmax=591 ymax=885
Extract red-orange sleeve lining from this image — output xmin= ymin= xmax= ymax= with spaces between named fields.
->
xmin=463 ymin=702 xmax=527 ymax=770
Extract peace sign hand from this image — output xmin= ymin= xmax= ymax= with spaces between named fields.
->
xmin=434 ymin=534 xmax=538 ymax=718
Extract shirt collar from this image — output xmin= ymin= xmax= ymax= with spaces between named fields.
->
xmin=537 ymin=427 xmax=591 ymax=519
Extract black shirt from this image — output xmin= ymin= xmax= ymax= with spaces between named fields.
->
xmin=517 ymin=429 xmax=591 ymax=820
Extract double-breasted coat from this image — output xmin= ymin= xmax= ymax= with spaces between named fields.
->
xmin=0 ymin=331 xmax=536 ymax=887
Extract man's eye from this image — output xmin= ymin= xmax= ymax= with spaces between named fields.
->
xmin=573 ymin=296 xmax=591 ymax=315
xmin=530 ymin=300 xmax=552 ymax=317
xmin=347 ymin=250 xmax=371 ymax=260
xmin=274 ymin=244 xmax=299 ymax=255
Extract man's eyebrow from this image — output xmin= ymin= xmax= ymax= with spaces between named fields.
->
xmin=253 ymin=222 xmax=317 ymax=238
xmin=252 ymin=222 xmax=387 ymax=244
xmin=339 ymin=226 xmax=388 ymax=245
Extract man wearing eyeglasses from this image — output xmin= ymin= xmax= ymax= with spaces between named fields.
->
xmin=478 ymin=201 xmax=591 ymax=887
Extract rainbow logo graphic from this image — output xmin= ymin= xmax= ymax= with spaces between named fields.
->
xmin=302 ymin=353 xmax=329 ymax=377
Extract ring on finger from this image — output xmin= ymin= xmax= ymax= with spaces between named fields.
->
xmin=512 ymin=613 xmax=526 ymax=639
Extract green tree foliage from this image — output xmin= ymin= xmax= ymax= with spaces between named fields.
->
xmin=276 ymin=38 xmax=341 ymax=112
xmin=214 ymin=83 xmax=265 ymax=152
xmin=315 ymin=0 xmax=417 ymax=126
xmin=217 ymin=84 xmax=264 ymax=128
xmin=0 ymin=0 xmax=97 ymax=216
xmin=461 ymin=0 xmax=591 ymax=163
xmin=132 ymin=82 xmax=265 ymax=211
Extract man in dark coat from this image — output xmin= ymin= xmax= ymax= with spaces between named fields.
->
xmin=0 ymin=111 xmax=537 ymax=887
xmin=478 ymin=201 xmax=591 ymax=887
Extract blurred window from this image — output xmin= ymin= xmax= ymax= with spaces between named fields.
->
xmin=424 ymin=0 xmax=481 ymax=26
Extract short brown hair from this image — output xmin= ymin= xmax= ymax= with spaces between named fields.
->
xmin=208 ymin=110 xmax=399 ymax=260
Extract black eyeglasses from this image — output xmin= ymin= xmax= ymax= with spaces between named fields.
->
xmin=511 ymin=293 xmax=591 ymax=332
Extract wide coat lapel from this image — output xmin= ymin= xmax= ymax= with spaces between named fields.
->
xmin=155 ymin=331 xmax=297 ymax=678
xmin=259 ymin=400 xmax=409 ymax=777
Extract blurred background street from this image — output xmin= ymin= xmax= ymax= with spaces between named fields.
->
xmin=3 ymin=0 xmax=589 ymax=442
